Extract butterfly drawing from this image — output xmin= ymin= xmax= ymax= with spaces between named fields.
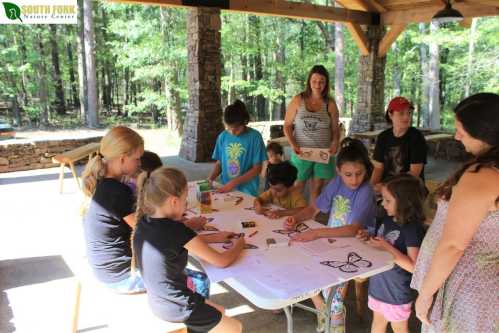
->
xmin=377 ymin=224 xmax=400 ymax=245
xmin=272 ymin=222 xmax=309 ymax=238
xmin=320 ymin=252 xmax=373 ymax=273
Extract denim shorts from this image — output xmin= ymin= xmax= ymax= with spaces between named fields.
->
xmin=105 ymin=271 xmax=146 ymax=294
xmin=185 ymin=268 xmax=210 ymax=299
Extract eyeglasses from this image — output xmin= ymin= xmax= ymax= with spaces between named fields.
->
xmin=272 ymin=222 xmax=309 ymax=238
xmin=320 ymin=252 xmax=372 ymax=273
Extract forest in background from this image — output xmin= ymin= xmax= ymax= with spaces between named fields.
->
xmin=0 ymin=1 xmax=498 ymax=133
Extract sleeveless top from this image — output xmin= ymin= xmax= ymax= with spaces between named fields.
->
xmin=293 ymin=97 xmax=331 ymax=149
xmin=411 ymin=199 xmax=499 ymax=333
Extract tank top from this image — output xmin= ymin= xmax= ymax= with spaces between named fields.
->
xmin=293 ymin=97 xmax=332 ymax=149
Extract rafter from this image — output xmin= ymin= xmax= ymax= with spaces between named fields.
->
xmin=344 ymin=23 xmax=370 ymax=56
xmin=108 ymin=0 xmax=374 ymax=25
xmin=381 ymin=3 xmax=499 ymax=24
xmin=378 ymin=24 xmax=407 ymax=57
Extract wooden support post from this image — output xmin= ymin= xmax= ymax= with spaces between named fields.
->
xmin=378 ymin=23 xmax=407 ymax=57
xmin=345 ymin=23 xmax=370 ymax=56
xmin=459 ymin=18 xmax=472 ymax=28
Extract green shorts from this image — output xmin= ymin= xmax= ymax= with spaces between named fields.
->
xmin=290 ymin=152 xmax=336 ymax=181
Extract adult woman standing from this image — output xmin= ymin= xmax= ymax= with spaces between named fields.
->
xmin=411 ymin=93 xmax=499 ymax=332
xmin=284 ymin=65 xmax=340 ymax=203
xmin=370 ymin=97 xmax=427 ymax=192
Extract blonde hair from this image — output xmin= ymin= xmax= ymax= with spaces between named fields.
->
xmin=131 ymin=167 xmax=187 ymax=273
xmin=135 ymin=167 xmax=187 ymax=221
xmin=82 ymin=126 xmax=144 ymax=197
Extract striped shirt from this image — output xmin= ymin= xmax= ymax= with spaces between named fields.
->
xmin=293 ymin=97 xmax=332 ymax=148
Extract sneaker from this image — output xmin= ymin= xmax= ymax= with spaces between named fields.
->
xmin=329 ymin=309 xmax=346 ymax=333
xmin=316 ymin=305 xmax=326 ymax=332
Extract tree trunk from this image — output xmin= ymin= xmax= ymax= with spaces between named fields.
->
xmin=83 ymin=0 xmax=99 ymax=127
xmin=17 ymin=29 xmax=29 ymax=107
xmin=49 ymin=25 xmax=66 ymax=115
xmin=66 ymin=26 xmax=79 ymax=108
xmin=100 ymin=7 xmax=112 ymax=112
xmin=123 ymin=68 xmax=129 ymax=111
xmin=76 ymin=0 xmax=88 ymax=121
xmin=335 ymin=22 xmax=345 ymax=115
xmin=392 ymin=42 xmax=401 ymax=96
xmin=428 ymin=21 xmax=440 ymax=130
xmin=418 ymin=23 xmax=430 ymax=128
xmin=36 ymin=28 xmax=50 ymax=127
xmin=273 ymin=20 xmax=286 ymax=120
xmin=464 ymin=18 xmax=477 ymax=98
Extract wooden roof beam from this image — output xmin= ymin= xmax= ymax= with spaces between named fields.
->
xmin=344 ymin=23 xmax=370 ymax=56
xmin=108 ymin=0 xmax=375 ymax=25
xmin=381 ymin=3 xmax=499 ymax=24
xmin=378 ymin=23 xmax=406 ymax=57
xmin=466 ymin=0 xmax=499 ymax=6
xmin=336 ymin=0 xmax=386 ymax=13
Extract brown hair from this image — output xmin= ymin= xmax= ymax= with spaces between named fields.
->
xmin=383 ymin=174 xmax=426 ymax=225
xmin=135 ymin=167 xmax=187 ymax=221
xmin=300 ymin=65 xmax=331 ymax=102
xmin=436 ymin=93 xmax=499 ymax=204
xmin=81 ymin=126 xmax=144 ymax=197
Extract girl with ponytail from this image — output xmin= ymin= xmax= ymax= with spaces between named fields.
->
xmin=82 ymin=126 xmax=145 ymax=293
xmin=284 ymin=138 xmax=377 ymax=332
xmin=133 ymin=167 xmax=244 ymax=333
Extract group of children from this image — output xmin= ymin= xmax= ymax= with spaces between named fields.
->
xmin=82 ymin=99 xmax=428 ymax=333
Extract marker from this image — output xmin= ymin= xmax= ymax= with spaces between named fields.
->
xmin=248 ymin=230 xmax=258 ymax=238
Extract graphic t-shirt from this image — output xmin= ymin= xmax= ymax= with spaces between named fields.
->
xmin=83 ymin=178 xmax=135 ymax=284
xmin=133 ymin=216 xmax=202 ymax=322
xmin=258 ymin=188 xmax=307 ymax=210
xmin=373 ymin=127 xmax=427 ymax=181
xmin=315 ymin=176 xmax=376 ymax=230
xmin=212 ymin=127 xmax=267 ymax=196
xmin=368 ymin=216 xmax=425 ymax=305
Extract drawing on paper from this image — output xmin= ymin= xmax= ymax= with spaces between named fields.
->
xmin=320 ymin=252 xmax=372 ymax=273
xmin=272 ymin=222 xmax=309 ymax=238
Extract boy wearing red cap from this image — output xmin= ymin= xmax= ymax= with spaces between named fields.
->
xmin=370 ymin=97 xmax=427 ymax=192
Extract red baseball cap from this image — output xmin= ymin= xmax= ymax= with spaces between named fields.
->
xmin=387 ymin=96 xmax=413 ymax=112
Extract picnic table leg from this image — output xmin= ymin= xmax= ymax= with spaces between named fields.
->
xmin=69 ymin=162 xmax=81 ymax=190
xmin=58 ymin=163 xmax=66 ymax=194
xmin=283 ymin=306 xmax=294 ymax=333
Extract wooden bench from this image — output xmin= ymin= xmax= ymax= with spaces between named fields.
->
xmin=52 ymin=142 xmax=100 ymax=193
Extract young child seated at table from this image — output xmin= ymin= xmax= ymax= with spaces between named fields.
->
xmin=357 ymin=174 xmax=426 ymax=333
xmin=262 ymin=142 xmax=284 ymax=190
xmin=254 ymin=161 xmax=307 ymax=219
xmin=286 ymin=138 xmax=377 ymax=332
xmin=124 ymin=150 xmax=207 ymax=231
xmin=208 ymin=100 xmax=267 ymax=196
xmin=82 ymin=126 xmax=146 ymax=294
xmin=133 ymin=167 xmax=244 ymax=333
xmin=123 ymin=150 xmax=163 ymax=194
